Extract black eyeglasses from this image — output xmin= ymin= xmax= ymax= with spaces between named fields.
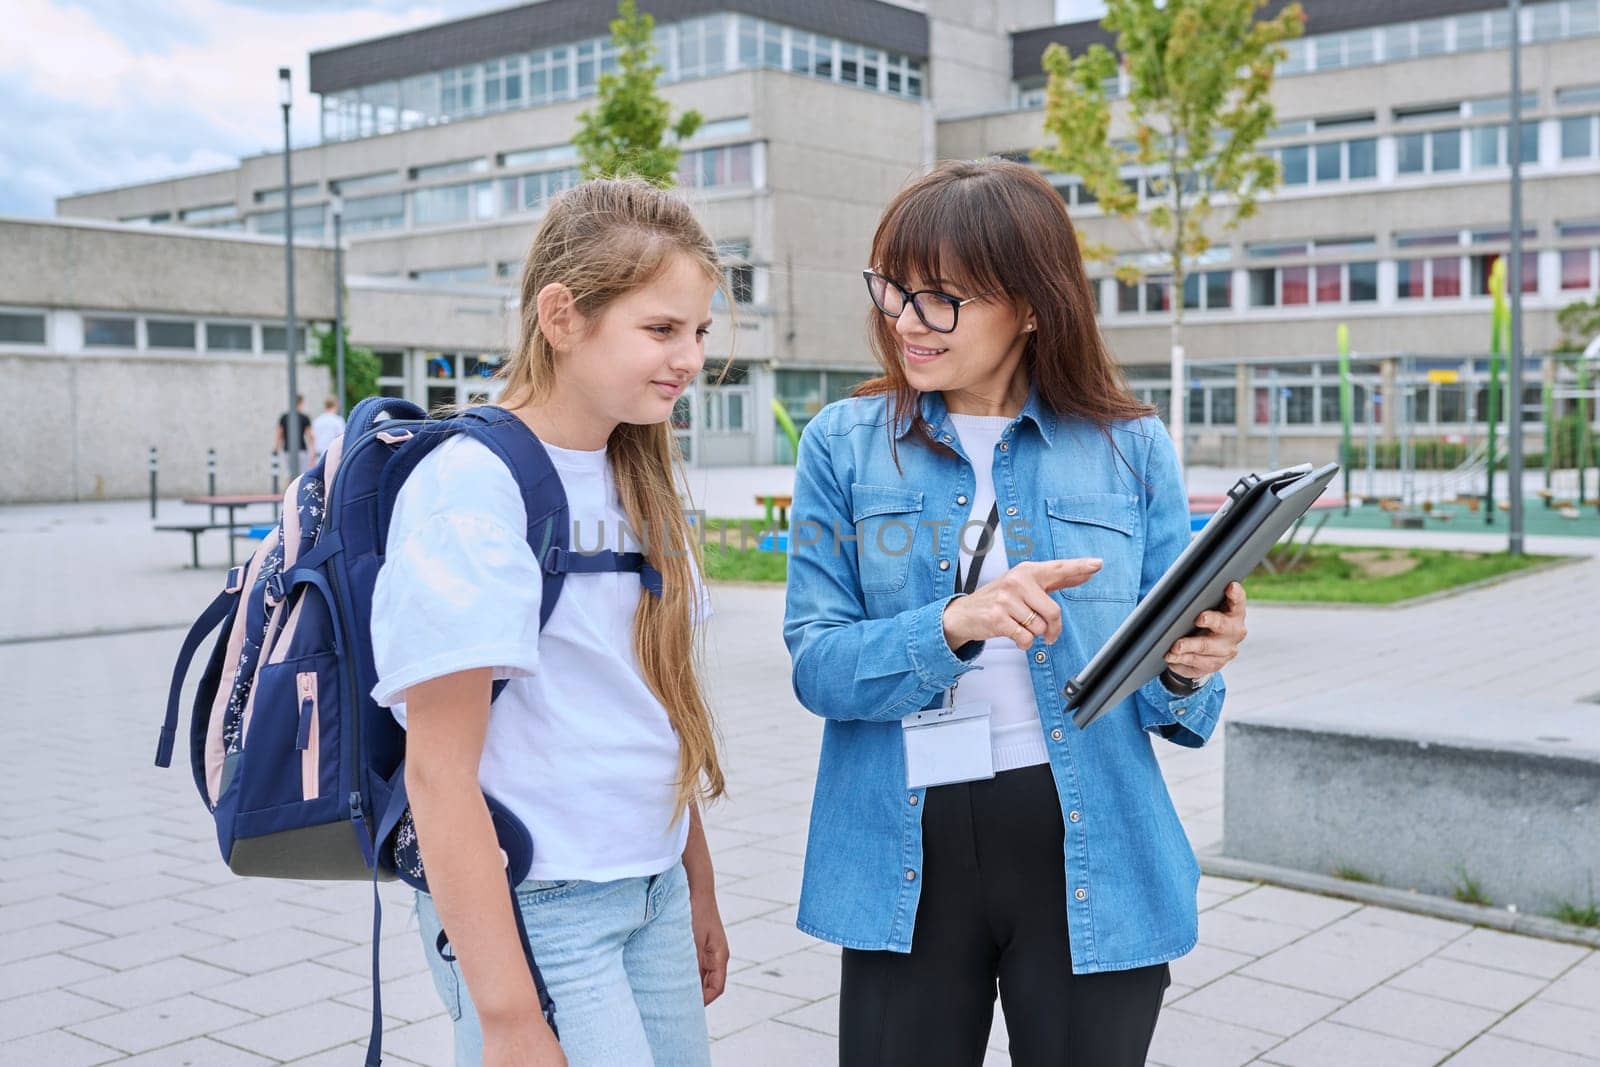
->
xmin=863 ymin=270 xmax=989 ymax=334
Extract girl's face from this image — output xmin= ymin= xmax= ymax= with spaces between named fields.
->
xmin=873 ymin=269 xmax=1033 ymax=404
xmin=551 ymin=251 xmax=716 ymax=433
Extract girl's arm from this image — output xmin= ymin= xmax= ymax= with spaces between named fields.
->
xmin=406 ymin=668 xmax=565 ymax=1062
xmin=682 ymin=804 xmax=728 ymax=1004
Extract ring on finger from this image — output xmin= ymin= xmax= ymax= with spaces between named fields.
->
xmin=1021 ymin=609 xmax=1038 ymax=629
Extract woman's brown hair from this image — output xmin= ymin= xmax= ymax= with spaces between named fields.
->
xmin=496 ymin=177 xmax=725 ymax=809
xmin=858 ymin=158 xmax=1152 ymax=452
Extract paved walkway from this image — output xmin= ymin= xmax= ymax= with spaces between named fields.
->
xmin=2 ymin=499 xmax=1599 ymax=1064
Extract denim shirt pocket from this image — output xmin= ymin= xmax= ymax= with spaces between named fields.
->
xmin=850 ymin=483 xmax=925 ymax=595
xmin=1045 ymin=493 xmax=1140 ymax=602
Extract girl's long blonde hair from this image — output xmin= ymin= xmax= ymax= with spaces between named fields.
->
xmin=498 ymin=177 xmax=726 ymax=808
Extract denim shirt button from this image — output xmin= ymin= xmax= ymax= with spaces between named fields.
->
xmin=1034 ymin=650 xmax=1047 ymax=663
xmin=908 ymin=794 xmax=919 ymax=806
xmin=1074 ymin=887 xmax=1087 ymax=901
xmin=998 ymin=442 xmax=1009 ymax=452
xmin=1176 ymin=706 xmax=1187 ymax=716
xmin=938 ymin=559 xmax=951 ymax=571
xmin=956 ymin=495 xmax=968 ymax=506
xmin=1050 ymin=728 xmax=1064 ymax=742
xmin=905 ymin=869 xmax=917 ymax=881
xmin=1068 ymin=810 xmax=1081 ymax=822
xmin=1005 ymin=505 xmax=1018 ymax=516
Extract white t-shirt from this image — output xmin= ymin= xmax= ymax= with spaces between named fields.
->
xmin=312 ymin=412 xmax=346 ymax=457
xmin=949 ymin=413 xmax=1050 ymax=773
xmin=369 ymin=434 xmax=707 ymax=881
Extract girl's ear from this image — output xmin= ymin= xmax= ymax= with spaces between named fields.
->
xmin=536 ymin=282 xmax=583 ymax=352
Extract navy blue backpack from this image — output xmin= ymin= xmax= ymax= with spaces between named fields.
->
xmin=156 ymin=397 xmax=661 ymax=1065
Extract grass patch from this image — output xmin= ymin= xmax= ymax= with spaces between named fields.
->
xmin=1245 ymin=545 xmax=1555 ymax=605
xmin=697 ymin=518 xmax=787 ymax=584
xmin=1332 ymin=864 xmax=1382 ymax=885
xmin=1451 ymin=867 xmax=1493 ymax=907
xmin=1551 ymin=901 xmax=1600 ymax=928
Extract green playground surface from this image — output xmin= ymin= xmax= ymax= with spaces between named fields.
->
xmin=1317 ymin=496 xmax=1600 ymax=539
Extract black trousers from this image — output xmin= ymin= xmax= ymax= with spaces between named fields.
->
xmin=839 ymin=764 xmax=1170 ymax=1067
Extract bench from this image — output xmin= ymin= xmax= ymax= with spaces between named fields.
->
xmin=155 ymin=522 xmax=271 ymax=568
xmin=1222 ymin=685 xmax=1600 ymax=912
xmin=155 ymin=523 xmax=239 ymax=569
xmin=756 ymin=493 xmax=792 ymax=528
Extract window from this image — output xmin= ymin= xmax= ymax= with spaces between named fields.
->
xmin=179 ymin=203 xmax=236 ymax=224
xmin=1561 ymin=249 xmax=1592 ymax=289
xmin=1249 ymin=268 xmax=1277 ymax=307
xmin=262 ymin=326 xmax=307 ymax=353
xmin=483 ymin=57 xmax=523 ymax=110
xmin=206 ymin=323 xmax=253 ymax=352
xmin=84 ymin=316 xmax=136 ymax=347
xmin=1399 ymin=129 xmax=1461 ymax=173
xmin=501 ymin=144 xmax=578 ymax=168
xmin=1471 ymin=252 xmax=1538 ymax=295
xmin=1562 ymin=115 xmax=1596 ymax=158
xmin=1347 ymin=138 xmax=1377 ymax=179
xmin=410 ymin=265 xmax=491 ymax=284
xmin=501 ymin=168 xmax=579 ymax=214
xmin=717 ymin=241 xmax=754 ymax=306
xmin=439 ymin=66 xmax=479 ymax=117
xmin=411 ymin=181 xmax=495 ymax=226
xmin=677 ymin=144 xmax=753 ymax=190
xmin=1397 ymin=256 xmax=1465 ymax=300
xmin=253 ymin=204 xmax=325 ymax=239
xmin=1181 ymin=270 xmax=1233 ymax=311
xmin=1348 ymin=261 xmax=1378 ymax=302
xmin=0 ymin=311 xmax=45 ymax=344
xmin=1281 ymin=266 xmax=1310 ymax=305
xmin=1279 ymin=144 xmax=1308 ymax=185
xmin=146 ymin=320 xmax=196 ymax=349
xmin=410 ymin=158 xmax=488 ymax=182
xmin=341 ymin=192 xmax=405 ymax=233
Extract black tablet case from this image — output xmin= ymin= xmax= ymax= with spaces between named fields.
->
xmin=1064 ymin=462 xmax=1340 ymax=729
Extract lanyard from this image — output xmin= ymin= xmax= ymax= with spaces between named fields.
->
xmin=954 ymin=501 xmax=1002 ymax=597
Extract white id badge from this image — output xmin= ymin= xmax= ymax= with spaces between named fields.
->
xmin=902 ymin=693 xmax=994 ymax=790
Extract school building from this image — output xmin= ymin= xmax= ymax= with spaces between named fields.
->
xmin=12 ymin=0 xmax=1600 ymax=500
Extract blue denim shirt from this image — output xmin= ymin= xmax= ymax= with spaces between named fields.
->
xmin=782 ymin=387 xmax=1226 ymax=972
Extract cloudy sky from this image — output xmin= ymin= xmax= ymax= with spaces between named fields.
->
xmin=1 ymin=0 xmax=1106 ymax=219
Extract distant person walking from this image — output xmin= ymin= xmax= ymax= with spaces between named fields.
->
xmin=311 ymin=396 xmax=346 ymax=463
xmin=275 ymin=394 xmax=310 ymax=474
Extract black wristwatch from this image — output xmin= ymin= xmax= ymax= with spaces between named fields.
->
xmin=1160 ymin=667 xmax=1208 ymax=694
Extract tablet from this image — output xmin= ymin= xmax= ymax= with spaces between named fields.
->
xmin=1064 ymin=462 xmax=1339 ymax=729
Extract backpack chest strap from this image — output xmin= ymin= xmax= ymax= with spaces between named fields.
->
xmin=542 ymin=545 xmax=663 ymax=598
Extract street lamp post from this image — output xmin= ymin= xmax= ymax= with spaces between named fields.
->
xmin=331 ymin=193 xmax=345 ymax=416
xmin=1507 ymin=0 xmax=1526 ymax=555
xmin=279 ymin=66 xmax=300 ymax=479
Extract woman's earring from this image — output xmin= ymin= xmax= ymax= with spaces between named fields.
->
xmin=1023 ymin=323 xmax=1036 ymax=332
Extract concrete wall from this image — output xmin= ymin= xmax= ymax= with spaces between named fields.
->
xmin=0 ymin=218 xmax=335 ymax=321
xmin=0 ymin=350 xmax=329 ymax=503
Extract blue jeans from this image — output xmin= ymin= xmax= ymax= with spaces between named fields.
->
xmin=414 ymin=861 xmax=711 ymax=1067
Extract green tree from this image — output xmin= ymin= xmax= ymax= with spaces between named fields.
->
xmin=309 ymin=323 xmax=380 ymax=413
xmin=1554 ymin=294 xmax=1600 ymax=353
xmin=1034 ymin=0 xmax=1304 ymax=464
xmin=573 ymin=0 xmax=703 ymax=184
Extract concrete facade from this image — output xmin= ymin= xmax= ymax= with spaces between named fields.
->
xmin=0 ymin=219 xmax=337 ymax=502
xmin=44 ymin=0 xmax=1600 ymax=473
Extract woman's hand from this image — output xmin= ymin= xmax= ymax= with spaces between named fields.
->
xmin=942 ymin=558 xmax=1103 ymax=652
xmin=690 ymin=888 xmax=729 ymax=1005
xmin=482 ymin=1015 xmax=566 ymax=1067
xmin=1165 ymin=581 xmax=1248 ymax=680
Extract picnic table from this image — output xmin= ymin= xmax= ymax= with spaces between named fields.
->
xmin=756 ymin=493 xmax=792 ymax=528
xmin=158 ymin=493 xmax=282 ymax=568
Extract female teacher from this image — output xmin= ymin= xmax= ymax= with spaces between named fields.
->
xmin=782 ymin=159 xmax=1248 ymax=1066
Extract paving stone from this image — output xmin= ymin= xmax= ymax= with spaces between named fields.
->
xmin=1146 ymin=1008 xmax=1279 ymax=1067
xmin=0 ymin=952 xmax=113 ymax=1001
xmin=727 ymin=946 xmax=841 ymax=1002
xmin=67 ymin=956 xmax=241 ymax=1010
xmin=0 ymin=988 xmax=117 ymax=1042
xmin=66 ymin=924 xmax=226 ymax=971
xmin=201 ymin=960 xmax=369 ymax=1016
xmin=1241 ymin=942 xmax=1415 ymax=1000
xmin=709 ymin=1018 xmax=838 ymax=1066
xmin=211 ymin=999 xmax=375 ymax=1061
xmin=185 ymin=927 xmax=354 ymax=976
xmin=1437 ymin=928 xmax=1592 ymax=980
xmin=1198 ymin=909 xmax=1309 ymax=957
xmin=705 ymin=982 xmax=809 ymax=1040
xmin=67 ymin=993 xmax=256 ymax=1055
xmin=1259 ymin=1020 xmax=1447 ymax=1066
xmin=1171 ymin=974 xmax=1341 ymax=1037
xmin=1489 ymin=997 xmax=1600 ymax=1058
xmin=1440 ymin=1034 xmax=1600 ymax=1066
xmin=1330 ymin=985 xmax=1502 ymax=1049
xmin=1388 ymin=956 xmax=1549 ymax=1013
xmin=774 ymin=993 xmax=839 ymax=1037
xmin=1540 ymin=951 xmax=1600 ymax=1010
xmin=1216 ymin=886 xmax=1362 ymax=930
xmin=1169 ymin=942 xmax=1256 ymax=989
xmin=0 ymin=1027 xmax=122 ymax=1066
xmin=111 ymin=1036 xmax=276 ymax=1065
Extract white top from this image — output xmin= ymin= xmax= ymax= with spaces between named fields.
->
xmin=370 ymin=434 xmax=708 ymax=881
xmin=312 ymin=412 xmax=346 ymax=458
xmin=948 ymin=413 xmax=1050 ymax=773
